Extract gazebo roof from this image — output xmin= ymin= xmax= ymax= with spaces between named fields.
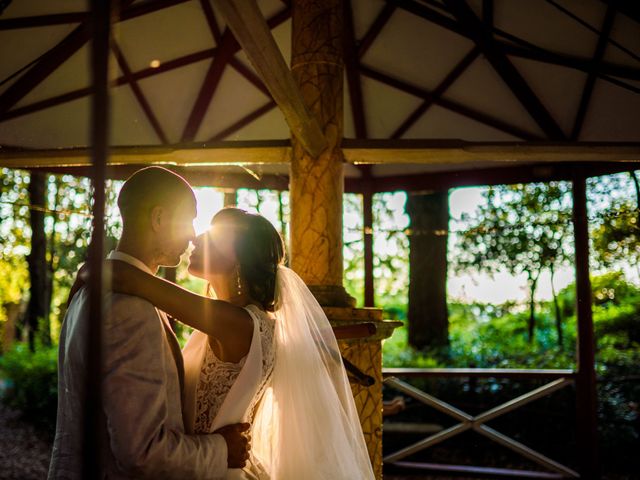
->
xmin=1 ymin=0 xmax=639 ymax=190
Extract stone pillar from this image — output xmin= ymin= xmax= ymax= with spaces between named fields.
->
xmin=289 ymin=2 xmax=400 ymax=477
xmin=329 ymin=307 xmax=402 ymax=479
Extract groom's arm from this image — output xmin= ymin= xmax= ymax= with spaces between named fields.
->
xmin=101 ymin=295 xmax=230 ymax=479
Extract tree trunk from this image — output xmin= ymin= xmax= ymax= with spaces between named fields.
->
xmin=26 ymin=172 xmax=49 ymax=350
xmin=277 ymin=191 xmax=287 ymax=245
xmin=550 ymin=265 xmax=563 ymax=349
xmin=629 ymin=170 xmax=640 ymax=225
xmin=44 ymin=176 xmax=61 ymax=347
xmin=223 ymin=189 xmax=237 ymax=207
xmin=406 ymin=191 xmax=450 ymax=349
xmin=527 ymin=272 xmax=539 ymax=343
xmin=2 ymin=302 xmax=21 ymax=353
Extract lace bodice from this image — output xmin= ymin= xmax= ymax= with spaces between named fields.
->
xmin=194 ymin=306 xmax=275 ymax=434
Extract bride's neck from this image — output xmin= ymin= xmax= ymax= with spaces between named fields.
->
xmin=209 ymin=275 xmax=251 ymax=306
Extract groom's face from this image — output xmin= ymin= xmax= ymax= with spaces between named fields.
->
xmin=155 ymin=196 xmax=197 ymax=267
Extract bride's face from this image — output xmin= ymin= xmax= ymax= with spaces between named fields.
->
xmin=188 ymin=221 xmax=237 ymax=279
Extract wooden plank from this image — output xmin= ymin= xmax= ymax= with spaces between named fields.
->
xmin=2 ymin=141 xmax=639 ymax=169
xmin=383 ymin=368 xmax=576 ymax=379
xmin=388 ymin=461 xmax=565 ymax=479
xmin=212 ymin=0 xmax=327 ymax=157
xmin=354 ymin=160 xmax=640 ymax=192
xmin=343 ymin=140 xmax=640 ymax=164
xmin=0 ymin=141 xmax=291 ymax=168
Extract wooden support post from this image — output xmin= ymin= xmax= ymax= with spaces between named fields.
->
xmin=289 ymin=3 xmax=401 ymax=478
xmin=572 ymin=173 xmax=599 ymax=479
xmin=84 ymin=0 xmax=111 ymax=477
xmin=363 ymin=189 xmax=375 ymax=307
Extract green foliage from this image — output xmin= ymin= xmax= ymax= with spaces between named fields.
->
xmin=0 ymin=170 xmax=122 ymax=343
xmin=383 ymin=273 xmax=640 ymax=471
xmin=454 ymin=182 xmax=573 ymax=278
xmin=343 ymin=193 xmax=364 ymax=306
xmin=372 ymin=192 xmax=410 ymax=311
xmin=0 ymin=343 xmax=58 ymax=433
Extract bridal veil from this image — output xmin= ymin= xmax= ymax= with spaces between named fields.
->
xmin=251 ymin=266 xmax=374 ymax=480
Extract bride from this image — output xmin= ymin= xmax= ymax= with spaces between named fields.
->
xmin=106 ymin=207 xmax=375 ymax=479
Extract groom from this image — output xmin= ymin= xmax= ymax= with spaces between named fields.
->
xmin=49 ymin=167 xmax=249 ymax=479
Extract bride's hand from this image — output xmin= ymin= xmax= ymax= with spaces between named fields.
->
xmin=66 ymin=259 xmax=141 ymax=307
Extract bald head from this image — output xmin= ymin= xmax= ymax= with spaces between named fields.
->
xmin=118 ymin=167 xmax=194 ymax=229
xmin=117 ymin=167 xmax=197 ymax=267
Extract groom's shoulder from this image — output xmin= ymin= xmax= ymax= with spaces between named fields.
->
xmin=107 ymin=293 xmax=158 ymax=319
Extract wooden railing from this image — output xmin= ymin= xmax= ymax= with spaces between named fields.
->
xmin=382 ymin=368 xmax=580 ymax=479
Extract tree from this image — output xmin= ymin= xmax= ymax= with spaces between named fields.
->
xmin=591 ymin=171 xmax=640 ymax=274
xmin=26 ymin=172 xmax=49 ymax=350
xmin=405 ymin=191 xmax=449 ymax=349
xmin=372 ymin=192 xmax=410 ymax=315
xmin=454 ymin=182 xmax=572 ymax=345
xmin=1 ymin=169 xmax=31 ymax=348
xmin=1 ymin=170 xmax=121 ymax=348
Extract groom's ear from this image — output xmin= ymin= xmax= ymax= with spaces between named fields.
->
xmin=149 ymin=205 xmax=164 ymax=233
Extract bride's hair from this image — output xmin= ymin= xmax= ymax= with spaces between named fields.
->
xmin=213 ymin=207 xmax=285 ymax=311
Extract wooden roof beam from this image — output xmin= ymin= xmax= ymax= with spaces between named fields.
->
xmin=571 ymin=6 xmax=616 ymax=140
xmin=345 ymin=0 xmax=367 ymax=139
xmin=20 ymin=161 xmax=640 ymax=194
xmin=391 ymin=47 xmax=480 ymax=139
xmin=0 ymin=0 xmax=191 ymax=30
xmin=444 ymin=0 xmax=566 ymax=140
xmin=111 ymin=41 xmax=169 ymax=144
xmin=2 ymin=140 xmax=639 ymax=169
xmin=359 ymin=65 xmax=542 ymax=140
xmin=0 ymin=47 xmax=218 ymax=123
xmin=0 ymin=0 xmax=179 ymax=115
xmin=212 ymin=0 xmax=327 ymax=158
xmin=343 ymin=139 xmax=640 ymax=164
xmin=391 ymin=0 xmax=640 ymax=81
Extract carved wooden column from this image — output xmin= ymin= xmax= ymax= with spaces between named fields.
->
xmin=289 ymin=2 xmax=400 ymax=477
xmin=290 ymin=0 xmax=352 ymax=307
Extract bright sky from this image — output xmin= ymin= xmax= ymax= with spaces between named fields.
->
xmin=192 ymin=187 xmax=224 ymax=235
xmin=190 ymin=186 xmax=576 ymax=305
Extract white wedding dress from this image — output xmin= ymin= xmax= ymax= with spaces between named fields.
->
xmin=182 ymin=267 xmax=375 ymax=480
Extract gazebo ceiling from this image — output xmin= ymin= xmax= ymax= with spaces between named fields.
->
xmin=0 ymin=0 xmax=639 ymax=185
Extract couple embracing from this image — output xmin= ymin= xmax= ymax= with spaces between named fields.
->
xmin=48 ymin=167 xmax=374 ymax=479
